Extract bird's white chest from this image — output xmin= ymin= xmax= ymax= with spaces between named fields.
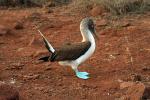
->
xmin=59 ymin=29 xmax=96 ymax=67
xmin=76 ymin=32 xmax=96 ymax=65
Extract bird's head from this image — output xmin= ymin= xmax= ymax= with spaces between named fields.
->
xmin=80 ymin=18 xmax=99 ymax=40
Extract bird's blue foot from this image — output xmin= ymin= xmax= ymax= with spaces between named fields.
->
xmin=76 ymin=72 xmax=89 ymax=79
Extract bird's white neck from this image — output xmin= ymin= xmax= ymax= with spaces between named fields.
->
xmin=80 ymin=27 xmax=95 ymax=43
xmin=76 ymin=26 xmax=96 ymax=65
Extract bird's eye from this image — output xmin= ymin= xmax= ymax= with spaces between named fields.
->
xmin=90 ymin=24 xmax=94 ymax=28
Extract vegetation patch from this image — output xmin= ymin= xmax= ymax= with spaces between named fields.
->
xmin=0 ymin=0 xmax=71 ymax=7
xmin=99 ymin=0 xmax=150 ymax=15
xmin=71 ymin=0 xmax=150 ymax=15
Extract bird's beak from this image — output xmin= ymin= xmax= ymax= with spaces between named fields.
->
xmin=91 ymin=27 xmax=99 ymax=40
xmin=93 ymin=31 xmax=99 ymax=40
xmin=88 ymin=23 xmax=99 ymax=40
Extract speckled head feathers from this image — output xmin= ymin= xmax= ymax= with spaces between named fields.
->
xmin=80 ymin=18 xmax=98 ymax=40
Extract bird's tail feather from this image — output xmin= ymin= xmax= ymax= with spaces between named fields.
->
xmin=38 ymin=30 xmax=55 ymax=53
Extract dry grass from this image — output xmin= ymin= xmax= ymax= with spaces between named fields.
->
xmin=70 ymin=0 xmax=94 ymax=13
xmin=71 ymin=0 xmax=150 ymax=15
xmin=31 ymin=0 xmax=71 ymax=5
xmin=0 ymin=0 xmax=149 ymax=15
xmin=99 ymin=0 xmax=149 ymax=15
xmin=0 ymin=0 xmax=38 ymax=7
xmin=0 ymin=0 xmax=71 ymax=7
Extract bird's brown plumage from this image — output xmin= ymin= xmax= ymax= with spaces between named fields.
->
xmin=50 ymin=41 xmax=91 ymax=61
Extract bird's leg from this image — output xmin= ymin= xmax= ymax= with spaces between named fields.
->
xmin=71 ymin=66 xmax=89 ymax=79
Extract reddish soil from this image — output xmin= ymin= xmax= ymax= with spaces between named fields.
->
xmin=0 ymin=7 xmax=149 ymax=100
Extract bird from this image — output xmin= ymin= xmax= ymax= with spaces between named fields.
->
xmin=38 ymin=17 xmax=98 ymax=79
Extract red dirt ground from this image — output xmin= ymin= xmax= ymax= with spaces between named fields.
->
xmin=0 ymin=7 xmax=149 ymax=100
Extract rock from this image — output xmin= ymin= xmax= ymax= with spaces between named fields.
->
xmin=97 ymin=19 xmax=108 ymax=27
xmin=131 ymin=74 xmax=142 ymax=82
xmin=46 ymin=9 xmax=53 ymax=13
xmin=44 ymin=67 xmax=52 ymax=71
xmin=90 ymin=5 xmax=106 ymax=16
xmin=120 ymin=81 xmax=135 ymax=89
xmin=43 ymin=8 xmax=53 ymax=14
xmin=29 ymin=13 xmax=41 ymax=18
xmin=120 ymin=21 xmax=131 ymax=27
xmin=121 ymin=82 xmax=145 ymax=100
xmin=142 ymin=67 xmax=150 ymax=71
xmin=119 ymin=82 xmax=150 ymax=100
xmin=142 ymin=83 xmax=150 ymax=100
xmin=44 ymin=63 xmax=52 ymax=71
xmin=0 ymin=25 xmax=10 ymax=36
xmin=14 ymin=22 xmax=23 ymax=30
xmin=0 ymin=84 xmax=19 ymax=100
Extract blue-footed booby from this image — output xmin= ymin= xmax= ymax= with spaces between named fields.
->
xmin=38 ymin=18 xmax=98 ymax=79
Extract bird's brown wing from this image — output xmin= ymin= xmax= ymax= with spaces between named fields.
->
xmin=50 ymin=41 xmax=91 ymax=61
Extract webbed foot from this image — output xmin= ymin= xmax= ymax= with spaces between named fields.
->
xmin=76 ymin=72 xmax=89 ymax=79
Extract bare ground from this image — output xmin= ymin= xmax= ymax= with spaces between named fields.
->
xmin=0 ymin=7 xmax=150 ymax=100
